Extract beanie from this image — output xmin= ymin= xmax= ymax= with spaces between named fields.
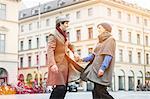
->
xmin=99 ymin=23 xmax=112 ymax=32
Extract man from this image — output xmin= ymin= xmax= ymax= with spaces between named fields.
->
xmin=46 ymin=16 xmax=81 ymax=99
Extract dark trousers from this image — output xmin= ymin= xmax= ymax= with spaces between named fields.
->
xmin=92 ymin=83 xmax=114 ymax=99
xmin=49 ymin=85 xmax=67 ymax=99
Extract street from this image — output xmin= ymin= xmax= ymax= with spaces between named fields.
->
xmin=0 ymin=91 xmax=150 ymax=99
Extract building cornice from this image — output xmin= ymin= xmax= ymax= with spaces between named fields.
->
xmin=103 ymin=0 xmax=150 ymax=17
xmin=19 ymin=0 xmax=150 ymax=21
xmin=0 ymin=26 xmax=9 ymax=32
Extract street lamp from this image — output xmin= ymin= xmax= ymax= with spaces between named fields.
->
xmin=142 ymin=15 xmax=146 ymax=85
xmin=37 ymin=2 xmax=41 ymax=86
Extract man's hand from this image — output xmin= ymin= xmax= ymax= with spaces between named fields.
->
xmin=97 ymin=69 xmax=104 ymax=77
xmin=50 ymin=65 xmax=58 ymax=73
xmin=74 ymin=53 xmax=81 ymax=62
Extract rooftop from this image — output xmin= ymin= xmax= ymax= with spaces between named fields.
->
xmin=19 ymin=0 xmax=150 ymax=20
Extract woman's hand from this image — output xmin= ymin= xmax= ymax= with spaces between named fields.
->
xmin=50 ymin=65 xmax=58 ymax=73
xmin=97 ymin=69 xmax=104 ymax=77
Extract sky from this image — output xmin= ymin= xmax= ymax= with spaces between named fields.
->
xmin=21 ymin=0 xmax=150 ymax=10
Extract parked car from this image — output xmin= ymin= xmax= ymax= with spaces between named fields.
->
xmin=68 ymin=85 xmax=77 ymax=92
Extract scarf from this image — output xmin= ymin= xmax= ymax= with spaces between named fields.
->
xmin=98 ymin=31 xmax=112 ymax=43
xmin=56 ymin=26 xmax=67 ymax=42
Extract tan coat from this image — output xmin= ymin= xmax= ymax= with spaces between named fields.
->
xmin=81 ymin=36 xmax=116 ymax=86
xmin=46 ymin=30 xmax=82 ymax=86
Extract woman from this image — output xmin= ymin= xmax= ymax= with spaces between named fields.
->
xmin=81 ymin=23 xmax=116 ymax=99
xmin=46 ymin=16 xmax=81 ymax=99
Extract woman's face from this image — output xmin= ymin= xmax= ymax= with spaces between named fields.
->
xmin=60 ymin=21 xmax=69 ymax=31
xmin=97 ymin=25 xmax=106 ymax=34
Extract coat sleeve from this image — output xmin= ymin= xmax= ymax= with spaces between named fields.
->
xmin=68 ymin=42 xmax=75 ymax=53
xmin=47 ymin=34 xmax=56 ymax=67
xmin=100 ymin=37 xmax=116 ymax=57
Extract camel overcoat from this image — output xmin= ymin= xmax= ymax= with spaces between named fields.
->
xmin=46 ymin=30 xmax=82 ymax=86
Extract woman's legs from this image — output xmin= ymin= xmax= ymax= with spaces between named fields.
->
xmin=92 ymin=83 xmax=114 ymax=99
xmin=49 ymin=85 xmax=67 ymax=99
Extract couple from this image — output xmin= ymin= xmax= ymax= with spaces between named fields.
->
xmin=46 ymin=16 xmax=116 ymax=99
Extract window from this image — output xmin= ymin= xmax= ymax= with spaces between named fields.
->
xmin=119 ymin=49 xmax=123 ymax=62
xmin=46 ymin=19 xmax=50 ymax=26
xmin=136 ymin=16 xmax=139 ymax=24
xmin=129 ymin=51 xmax=132 ymax=63
xmin=28 ymin=56 xmax=31 ymax=67
xmin=145 ymin=36 xmax=148 ymax=46
xmin=0 ymin=34 xmax=5 ymax=52
xmin=57 ymin=0 xmax=65 ymax=7
xmin=37 ymin=21 xmax=39 ymax=29
xmin=0 ymin=3 xmax=6 ymax=19
xmin=20 ymin=13 xmax=26 ymax=18
xmin=144 ymin=19 xmax=148 ymax=26
xmin=36 ymin=38 xmax=39 ymax=48
xmin=46 ymin=36 xmax=48 ymax=44
xmin=21 ymin=25 xmax=24 ymax=32
xmin=118 ymin=29 xmax=122 ymax=41
xmin=76 ymin=11 xmax=81 ymax=19
xmin=20 ymin=41 xmax=23 ymax=51
xmin=127 ymin=14 xmax=131 ymax=21
xmin=88 ymin=48 xmax=93 ymax=54
xmin=146 ymin=53 xmax=149 ymax=64
xmin=118 ymin=11 xmax=121 ymax=19
xmin=107 ymin=8 xmax=111 ymax=16
xmin=128 ymin=32 xmax=131 ymax=43
xmin=88 ymin=8 xmax=93 ymax=16
xmin=45 ymin=54 xmax=47 ymax=65
xmin=66 ymin=14 xmax=70 ymax=20
xmin=137 ymin=34 xmax=140 ymax=45
xmin=28 ymin=39 xmax=32 ymax=49
xmin=88 ymin=27 xmax=93 ymax=39
xmin=76 ymin=29 xmax=81 ymax=41
xmin=20 ymin=57 xmax=23 ymax=68
xmin=36 ymin=55 xmax=39 ymax=65
xmin=137 ymin=52 xmax=141 ymax=64
xmin=77 ymin=49 xmax=81 ymax=56
xmin=29 ymin=23 xmax=32 ymax=31
xmin=44 ymin=5 xmax=51 ymax=11
xmin=31 ymin=9 xmax=38 ymax=15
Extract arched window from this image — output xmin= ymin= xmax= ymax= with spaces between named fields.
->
xmin=0 ymin=68 xmax=8 ymax=85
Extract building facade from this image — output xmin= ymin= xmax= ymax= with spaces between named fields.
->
xmin=18 ymin=0 xmax=150 ymax=91
xmin=0 ymin=0 xmax=21 ymax=85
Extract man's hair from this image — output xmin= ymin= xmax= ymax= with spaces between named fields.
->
xmin=56 ymin=21 xmax=66 ymax=27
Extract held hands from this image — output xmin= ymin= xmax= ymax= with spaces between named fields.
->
xmin=97 ymin=69 xmax=104 ymax=77
xmin=50 ymin=65 xmax=58 ymax=73
xmin=73 ymin=53 xmax=81 ymax=62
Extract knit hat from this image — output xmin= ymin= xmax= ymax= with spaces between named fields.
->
xmin=98 ymin=23 xmax=112 ymax=32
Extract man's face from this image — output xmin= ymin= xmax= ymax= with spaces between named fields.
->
xmin=60 ymin=21 xmax=69 ymax=31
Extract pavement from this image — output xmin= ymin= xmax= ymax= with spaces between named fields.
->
xmin=0 ymin=91 xmax=150 ymax=99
